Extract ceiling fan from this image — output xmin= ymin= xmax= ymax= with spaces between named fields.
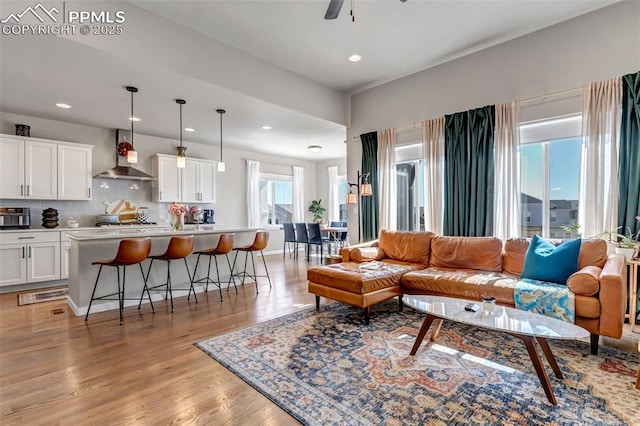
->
xmin=324 ymin=0 xmax=407 ymax=21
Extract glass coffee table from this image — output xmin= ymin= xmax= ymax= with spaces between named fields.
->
xmin=404 ymin=295 xmax=589 ymax=405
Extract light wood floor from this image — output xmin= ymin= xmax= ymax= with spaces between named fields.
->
xmin=1 ymin=252 xmax=323 ymax=425
xmin=1 ymin=253 xmax=638 ymax=425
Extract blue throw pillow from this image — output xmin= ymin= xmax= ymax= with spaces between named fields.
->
xmin=520 ymin=234 xmax=582 ymax=284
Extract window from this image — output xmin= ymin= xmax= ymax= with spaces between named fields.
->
xmin=336 ymin=176 xmax=349 ymax=222
xmin=259 ymin=173 xmax=293 ymax=226
xmin=395 ymin=142 xmax=425 ymax=231
xmin=520 ymin=115 xmax=582 ymax=238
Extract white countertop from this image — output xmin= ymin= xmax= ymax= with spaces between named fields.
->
xmin=0 ymin=226 xmax=97 ymax=233
xmin=66 ymin=226 xmax=265 ymax=241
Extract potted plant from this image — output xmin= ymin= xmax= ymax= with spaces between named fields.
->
xmin=598 ymin=226 xmax=638 ymax=260
xmin=308 ymin=199 xmax=326 ymax=224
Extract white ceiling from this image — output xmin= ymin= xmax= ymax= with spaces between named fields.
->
xmin=0 ymin=0 xmax=617 ymax=161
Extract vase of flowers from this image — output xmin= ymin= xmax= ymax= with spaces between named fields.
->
xmin=168 ymin=203 xmax=188 ymax=231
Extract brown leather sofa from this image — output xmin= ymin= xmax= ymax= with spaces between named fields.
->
xmin=307 ymin=230 xmax=627 ymax=355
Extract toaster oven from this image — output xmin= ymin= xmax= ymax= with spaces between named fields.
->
xmin=0 ymin=207 xmax=31 ymax=229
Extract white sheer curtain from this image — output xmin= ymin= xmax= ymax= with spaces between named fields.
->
xmin=327 ymin=165 xmax=339 ymax=222
xmin=422 ymin=117 xmax=445 ymax=234
xmin=493 ymin=101 xmax=521 ymax=241
xmin=246 ymin=160 xmax=260 ymax=227
xmin=579 ymin=77 xmax=622 ymax=238
xmin=378 ymin=128 xmax=396 ymax=231
xmin=293 ymin=166 xmax=305 ymax=222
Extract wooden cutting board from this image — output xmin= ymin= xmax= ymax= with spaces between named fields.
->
xmin=103 ymin=200 xmax=138 ymax=223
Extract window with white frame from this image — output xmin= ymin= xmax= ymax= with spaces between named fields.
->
xmin=395 ymin=142 xmax=425 ymax=232
xmin=259 ymin=173 xmax=293 ymax=226
xmin=520 ymin=115 xmax=582 ymax=238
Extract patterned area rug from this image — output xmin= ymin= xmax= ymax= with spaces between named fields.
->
xmin=196 ymin=301 xmax=640 ymax=425
xmin=17 ymin=287 xmax=68 ymax=306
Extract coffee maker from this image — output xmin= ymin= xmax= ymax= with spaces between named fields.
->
xmin=203 ymin=209 xmax=214 ymax=224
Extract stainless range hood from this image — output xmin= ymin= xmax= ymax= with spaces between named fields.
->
xmin=94 ymin=129 xmax=155 ymax=181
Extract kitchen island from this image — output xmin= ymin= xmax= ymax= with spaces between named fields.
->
xmin=66 ymin=226 xmax=264 ymax=316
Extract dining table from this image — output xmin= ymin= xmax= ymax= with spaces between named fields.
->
xmin=321 ymin=226 xmax=348 ymax=254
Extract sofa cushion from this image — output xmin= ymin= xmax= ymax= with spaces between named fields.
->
xmin=401 ymin=267 xmax=518 ymax=305
xmin=567 ymin=266 xmax=601 ymax=296
xmin=378 ymin=230 xmax=435 ymax=265
xmin=578 ymin=239 xmax=608 ymax=269
xmin=503 ymin=238 xmax=529 ymax=276
xmin=575 ymin=295 xmax=600 ymax=318
xmin=521 ymin=235 xmax=581 ymax=284
xmin=307 ymin=260 xmax=424 ymax=294
xmin=503 ymin=238 xmax=608 ymax=276
xmin=430 ymin=236 xmax=503 ymax=272
xmin=351 ymin=247 xmax=386 ymax=262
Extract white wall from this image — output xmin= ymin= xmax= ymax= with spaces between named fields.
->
xmin=346 ymin=0 xmax=640 ymax=239
xmin=0 ymin=111 xmax=320 ymax=251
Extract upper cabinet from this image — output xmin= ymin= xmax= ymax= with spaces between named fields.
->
xmin=0 ymin=135 xmax=93 ymax=200
xmin=58 ymin=144 xmax=92 ymax=200
xmin=153 ymin=154 xmax=182 ymax=202
xmin=153 ymin=154 xmax=216 ymax=203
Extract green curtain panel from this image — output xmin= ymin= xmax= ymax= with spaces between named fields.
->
xmin=443 ymin=106 xmax=496 ymax=237
xmin=618 ymin=71 xmax=640 ymax=242
xmin=361 ymin=132 xmax=379 ymax=241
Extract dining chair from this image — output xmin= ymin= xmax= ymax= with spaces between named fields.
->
xmin=306 ymin=222 xmax=325 ymax=261
xmin=295 ymin=223 xmax=309 ymax=259
xmin=283 ymin=223 xmax=297 ymax=258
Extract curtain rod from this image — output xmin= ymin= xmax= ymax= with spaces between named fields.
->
xmin=351 ymin=85 xmax=582 ymax=140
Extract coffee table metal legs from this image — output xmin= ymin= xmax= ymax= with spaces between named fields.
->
xmin=410 ymin=314 xmax=562 ymax=405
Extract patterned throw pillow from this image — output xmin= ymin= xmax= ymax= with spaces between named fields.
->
xmin=520 ymin=234 xmax=582 ymax=284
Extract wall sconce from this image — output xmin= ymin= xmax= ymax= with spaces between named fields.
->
xmin=346 ymin=170 xmax=372 ymax=242
xmin=176 ymin=99 xmax=186 ymax=168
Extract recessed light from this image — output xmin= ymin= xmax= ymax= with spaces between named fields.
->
xmin=348 ymin=54 xmax=362 ymax=62
xmin=56 ymin=103 xmax=71 ymax=109
xmin=129 ymin=116 xmax=141 ymax=122
xmin=261 ymin=125 xmax=272 ymax=130
xmin=184 ymin=128 xmax=195 ymax=132
xmin=307 ymin=145 xmax=323 ymax=152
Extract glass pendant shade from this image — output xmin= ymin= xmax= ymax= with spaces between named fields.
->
xmin=126 ymin=86 xmax=138 ymax=163
xmin=217 ymin=161 xmax=226 ymax=172
xmin=361 ymin=183 xmax=372 ymax=196
xmin=127 ymin=149 xmax=138 ymax=164
xmin=347 ymin=191 xmax=357 ymax=204
xmin=176 ymin=99 xmax=186 ymax=168
xmin=217 ymin=109 xmax=226 ymax=173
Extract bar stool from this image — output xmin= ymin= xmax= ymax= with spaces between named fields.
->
xmin=85 ymin=237 xmax=152 ymax=325
xmin=139 ymin=235 xmax=195 ymax=313
xmin=192 ymin=233 xmax=237 ymax=302
xmin=231 ymin=231 xmax=272 ymax=294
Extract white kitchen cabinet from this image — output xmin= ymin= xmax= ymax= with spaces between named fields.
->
xmin=0 ymin=135 xmax=93 ymax=201
xmin=25 ymin=140 xmax=57 ymax=200
xmin=58 ymin=144 xmax=93 ymax=200
xmin=0 ymin=137 xmax=56 ymax=199
xmin=182 ymin=159 xmax=216 ymax=203
xmin=0 ymin=244 xmax=27 ymax=286
xmin=0 ymin=137 xmax=25 ymax=199
xmin=153 ymin=154 xmax=182 ymax=202
xmin=0 ymin=232 xmax=60 ymax=286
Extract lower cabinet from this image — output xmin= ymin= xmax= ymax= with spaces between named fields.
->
xmin=0 ymin=232 xmax=60 ymax=287
xmin=60 ymin=232 xmax=70 ymax=280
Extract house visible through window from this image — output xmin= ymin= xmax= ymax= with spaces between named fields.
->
xmin=520 ymin=115 xmax=582 ymax=238
xmin=259 ymin=173 xmax=293 ymax=226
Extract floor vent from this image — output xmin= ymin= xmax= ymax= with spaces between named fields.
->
xmin=51 ymin=308 xmax=64 ymax=315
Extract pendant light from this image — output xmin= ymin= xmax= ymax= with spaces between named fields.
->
xmin=126 ymin=86 xmax=138 ymax=163
xmin=176 ymin=99 xmax=186 ymax=168
xmin=217 ymin=109 xmax=226 ymax=172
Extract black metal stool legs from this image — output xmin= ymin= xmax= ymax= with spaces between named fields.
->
xmin=85 ymin=265 xmax=103 ymax=321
